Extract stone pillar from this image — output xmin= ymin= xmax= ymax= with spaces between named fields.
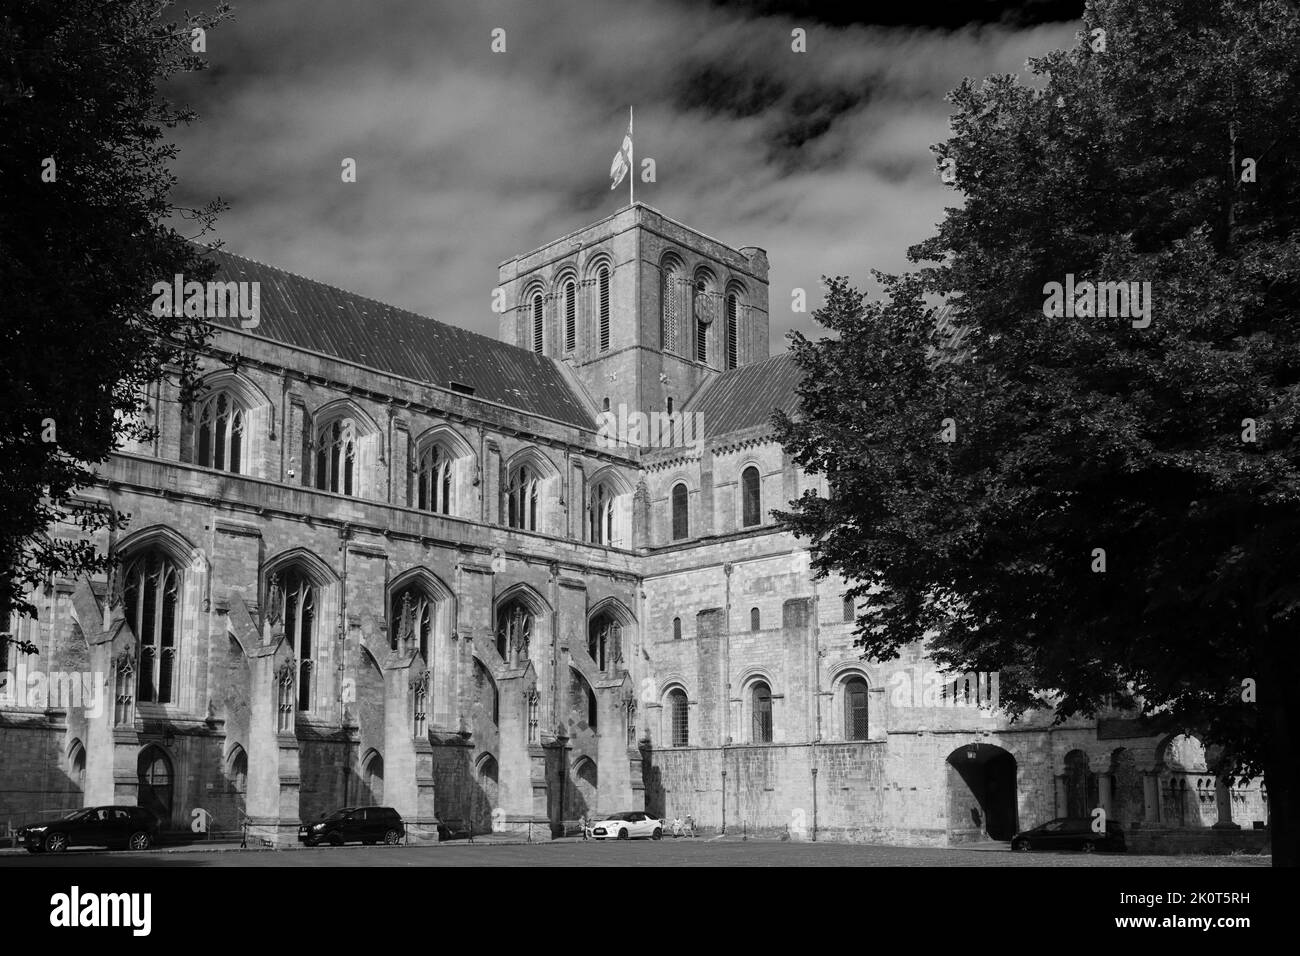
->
xmin=72 ymin=583 xmax=138 ymax=809
xmin=1212 ymin=776 xmax=1239 ymax=829
xmin=1054 ymin=774 xmax=1068 ymax=819
xmin=595 ymin=679 xmax=636 ymax=813
xmin=496 ymin=665 xmax=541 ymax=834
xmin=632 ymin=478 xmax=650 ymax=548
xmin=1096 ymin=771 xmax=1113 ymax=817
xmin=383 ymin=655 xmax=439 ymax=842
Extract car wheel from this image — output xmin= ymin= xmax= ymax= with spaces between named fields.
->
xmin=652 ymin=828 xmax=662 ymax=840
xmin=44 ymin=832 xmax=68 ymax=853
xmin=384 ymin=829 xmax=402 ymax=845
xmin=127 ymin=831 xmax=152 ymax=851
xmin=328 ymin=832 xmax=344 ymax=847
xmin=617 ymin=828 xmax=629 ymax=840
xmin=1012 ymin=839 xmax=1031 ymax=852
xmin=1081 ymin=840 xmax=1096 ymax=853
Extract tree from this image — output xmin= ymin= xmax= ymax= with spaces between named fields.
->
xmin=0 ymin=0 xmax=230 ymax=655
xmin=775 ymin=0 xmax=1300 ymax=864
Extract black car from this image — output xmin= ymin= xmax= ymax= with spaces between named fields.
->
xmin=1011 ymin=817 xmax=1126 ymax=853
xmin=298 ymin=806 xmax=405 ymax=847
xmin=18 ymin=806 xmax=160 ymax=853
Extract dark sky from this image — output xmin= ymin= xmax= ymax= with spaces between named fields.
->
xmin=165 ymin=0 xmax=1082 ymax=351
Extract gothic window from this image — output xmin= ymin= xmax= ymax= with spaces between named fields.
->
xmin=671 ymin=483 xmax=688 ymax=540
xmin=672 ymin=616 xmax=682 ymax=641
xmin=531 ymin=291 xmax=544 ymax=354
xmin=843 ymin=594 xmax=855 ymax=623
xmin=694 ymin=278 xmax=711 ymax=364
xmin=661 ymin=262 xmax=681 ymax=354
xmin=750 ymin=607 xmax=760 ymax=632
xmin=598 ymin=266 xmax=611 ymax=352
xmin=507 ymin=462 xmax=541 ymax=531
xmin=588 ymin=481 xmax=616 ymax=545
xmin=417 ymin=443 xmax=453 ymax=515
xmin=669 ymin=689 xmax=689 ymax=747
xmin=122 ymin=551 xmax=180 ymax=705
xmin=273 ymin=570 xmax=317 ymax=712
xmin=563 ymin=278 xmax=577 ymax=353
xmin=391 ymin=586 xmax=435 ymax=663
xmin=496 ymin=601 xmax=533 ymax=667
xmin=741 ymin=466 xmax=761 ymax=527
xmin=588 ymin=614 xmax=622 ymax=671
xmin=228 ymin=746 xmax=248 ymax=793
xmin=315 ymin=417 xmax=358 ymax=495
xmin=726 ymin=292 xmax=739 ymax=369
xmin=752 ymin=682 xmax=773 ymax=743
xmin=844 ymin=676 xmax=869 ymax=741
xmin=195 ymin=391 xmax=245 ymax=473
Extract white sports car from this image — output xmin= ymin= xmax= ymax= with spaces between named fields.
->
xmin=590 ymin=811 xmax=664 ymax=841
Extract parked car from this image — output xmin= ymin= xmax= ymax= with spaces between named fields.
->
xmin=18 ymin=806 xmax=160 ymax=853
xmin=589 ymin=811 xmax=663 ymax=841
xmin=298 ymin=806 xmax=405 ymax=847
xmin=1010 ymin=817 xmax=1126 ymax=853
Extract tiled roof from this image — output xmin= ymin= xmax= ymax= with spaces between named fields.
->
xmin=686 ymin=352 xmax=803 ymax=438
xmin=202 ymin=248 xmax=595 ymax=429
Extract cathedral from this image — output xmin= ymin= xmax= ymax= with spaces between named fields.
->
xmin=0 ymin=204 xmax=1268 ymax=848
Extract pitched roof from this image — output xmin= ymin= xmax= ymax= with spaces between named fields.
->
xmin=202 ymin=248 xmax=595 ymax=429
xmin=686 ymin=352 xmax=803 ymax=439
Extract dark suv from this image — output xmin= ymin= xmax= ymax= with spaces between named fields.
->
xmin=18 ymin=806 xmax=160 ymax=853
xmin=299 ymin=806 xmax=405 ymax=847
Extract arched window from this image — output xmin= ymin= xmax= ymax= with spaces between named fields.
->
xmin=844 ymin=676 xmax=869 ymax=741
xmin=363 ymin=751 xmax=384 ymax=805
xmin=228 ymin=746 xmax=248 ymax=793
xmin=588 ymin=613 xmax=622 ymax=672
xmin=672 ymin=617 xmax=682 ymax=641
xmin=726 ymin=292 xmax=739 ymax=369
xmin=195 ymin=391 xmax=245 ymax=473
xmin=68 ymin=741 xmax=86 ymax=792
xmin=671 ymin=483 xmax=689 ymax=540
xmin=842 ymin=594 xmax=855 ymax=623
xmin=598 ymin=265 xmax=611 ymax=352
xmin=391 ymin=585 xmax=435 ymax=663
xmin=669 ymin=689 xmax=689 ymax=747
xmin=137 ymin=746 xmax=173 ymax=822
xmin=750 ymin=607 xmax=760 ymax=631
xmin=507 ymin=462 xmax=541 ymax=531
xmin=693 ymin=277 xmax=712 ymax=364
xmin=531 ymin=291 xmax=544 ymax=354
xmin=315 ymin=417 xmax=358 ymax=495
xmin=417 ymin=444 xmax=453 ymax=515
xmin=270 ymin=570 xmax=316 ymax=712
xmin=122 ymin=551 xmax=180 ymax=704
xmin=741 ymin=466 xmax=761 ymax=527
xmin=752 ymin=682 xmax=773 ymax=743
xmin=563 ymin=278 xmax=577 ymax=353
xmin=661 ymin=261 xmax=681 ymax=354
xmin=588 ymin=481 xmax=616 ymax=545
xmin=496 ymin=601 xmax=533 ymax=667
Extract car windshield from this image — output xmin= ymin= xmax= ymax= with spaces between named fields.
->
xmin=324 ymin=809 xmax=353 ymax=821
xmin=61 ymin=809 xmax=94 ymax=822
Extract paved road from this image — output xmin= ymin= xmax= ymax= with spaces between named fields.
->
xmin=0 ymin=839 xmax=1271 ymax=867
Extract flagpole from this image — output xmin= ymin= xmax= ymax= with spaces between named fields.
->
xmin=629 ymin=105 xmax=634 ymax=208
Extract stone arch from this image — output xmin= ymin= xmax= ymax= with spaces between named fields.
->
xmin=585 ymin=466 xmax=633 ymax=547
xmin=137 ymin=744 xmax=175 ymax=827
xmin=1154 ymin=732 xmax=1208 ymax=827
xmin=738 ymin=669 xmax=776 ymax=744
xmin=946 ymin=743 xmax=1018 ymax=842
xmin=114 ymin=524 xmax=198 ymax=568
xmin=572 ymin=755 xmax=598 ymax=820
xmin=1062 ymin=749 xmax=1099 ymax=819
xmin=411 ymin=424 xmax=476 ymax=516
xmin=183 ymin=368 xmax=273 ymax=474
xmin=361 ymin=748 xmax=384 ymax=805
xmin=473 ymin=752 xmax=499 ymax=833
xmin=828 ymin=665 xmax=871 ymax=741
xmin=263 ymin=547 xmax=337 ymax=588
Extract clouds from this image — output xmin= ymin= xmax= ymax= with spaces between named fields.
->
xmin=165 ymin=0 xmax=1077 ymax=351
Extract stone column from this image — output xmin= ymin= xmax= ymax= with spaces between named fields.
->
xmin=495 ymin=665 xmax=541 ymax=834
xmin=1142 ymin=773 xmax=1160 ymax=823
xmin=595 ymin=677 xmax=636 ymax=812
xmin=1053 ymin=774 xmax=1068 ymax=819
xmin=1212 ymin=776 xmax=1239 ymax=829
xmin=1096 ymin=771 xmax=1113 ymax=818
xmin=382 ymin=652 xmax=439 ymax=843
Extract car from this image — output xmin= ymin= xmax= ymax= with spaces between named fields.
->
xmin=589 ymin=811 xmax=663 ymax=841
xmin=298 ymin=806 xmax=405 ymax=847
xmin=18 ymin=806 xmax=160 ymax=854
xmin=1010 ymin=817 xmax=1126 ymax=853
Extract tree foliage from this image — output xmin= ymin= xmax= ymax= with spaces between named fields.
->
xmin=0 ymin=0 xmax=231 ymax=646
xmin=776 ymin=0 xmax=1300 ymax=861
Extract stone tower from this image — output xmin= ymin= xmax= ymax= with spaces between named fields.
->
xmin=496 ymin=203 xmax=770 ymax=427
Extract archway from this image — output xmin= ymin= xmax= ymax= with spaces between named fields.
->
xmin=572 ymin=757 xmax=598 ymax=820
xmin=137 ymin=746 xmax=174 ymax=827
xmin=1063 ymin=749 xmax=1099 ymax=819
xmin=946 ymin=743 xmax=1018 ymax=842
xmin=362 ymin=750 xmax=384 ymax=805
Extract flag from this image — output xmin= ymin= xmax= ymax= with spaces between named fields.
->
xmin=610 ymin=119 xmax=632 ymax=190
